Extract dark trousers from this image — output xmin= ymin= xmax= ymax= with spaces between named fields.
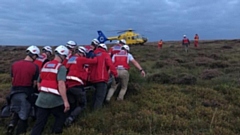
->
xmin=8 ymin=113 xmax=28 ymax=135
xmin=67 ymin=86 xmax=87 ymax=119
xmin=30 ymin=105 xmax=65 ymax=135
xmin=92 ymin=82 xmax=107 ymax=111
xmin=9 ymin=93 xmax=31 ymax=135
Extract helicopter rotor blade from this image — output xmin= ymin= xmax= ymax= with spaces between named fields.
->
xmin=117 ymin=29 xmax=136 ymax=34
xmin=117 ymin=30 xmax=127 ymax=34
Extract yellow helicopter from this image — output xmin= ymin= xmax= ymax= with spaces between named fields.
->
xmin=97 ymin=29 xmax=148 ymax=45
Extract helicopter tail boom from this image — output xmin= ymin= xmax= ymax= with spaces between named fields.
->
xmin=97 ymin=31 xmax=109 ymax=43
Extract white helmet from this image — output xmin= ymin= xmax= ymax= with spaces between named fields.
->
xmin=43 ymin=46 xmax=53 ymax=54
xmin=119 ymin=39 xmax=126 ymax=44
xmin=99 ymin=43 xmax=108 ymax=50
xmin=78 ymin=46 xmax=87 ymax=56
xmin=122 ymin=45 xmax=130 ymax=52
xmin=66 ymin=40 xmax=77 ymax=49
xmin=55 ymin=45 xmax=69 ymax=57
xmin=26 ymin=45 xmax=40 ymax=56
xmin=92 ymin=39 xmax=100 ymax=46
xmin=183 ymin=35 xmax=186 ymax=37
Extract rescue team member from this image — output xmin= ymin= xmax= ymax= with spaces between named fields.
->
xmin=158 ymin=39 xmax=163 ymax=49
xmin=89 ymin=43 xmax=118 ymax=111
xmin=106 ymin=45 xmax=145 ymax=102
xmin=107 ymin=39 xmax=126 ymax=87
xmin=34 ymin=46 xmax=53 ymax=70
xmin=62 ymin=40 xmax=77 ymax=66
xmin=109 ymin=39 xmax=126 ymax=57
xmin=31 ymin=45 xmax=70 ymax=135
xmin=182 ymin=35 xmax=190 ymax=52
xmin=65 ymin=46 xmax=97 ymax=126
xmin=84 ymin=39 xmax=100 ymax=82
xmin=194 ymin=34 xmax=199 ymax=47
xmin=32 ymin=46 xmax=53 ymax=118
xmin=7 ymin=45 xmax=40 ymax=135
xmin=85 ymin=38 xmax=100 ymax=58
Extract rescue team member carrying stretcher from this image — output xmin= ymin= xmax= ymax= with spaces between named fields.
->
xmin=88 ymin=43 xmax=119 ymax=111
xmin=64 ymin=46 xmax=97 ymax=126
xmin=106 ymin=45 xmax=145 ymax=102
xmin=62 ymin=40 xmax=77 ymax=66
xmin=7 ymin=45 xmax=40 ymax=135
xmin=34 ymin=46 xmax=53 ymax=70
xmin=31 ymin=45 xmax=70 ymax=135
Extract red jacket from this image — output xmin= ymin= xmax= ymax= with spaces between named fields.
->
xmin=62 ymin=51 xmax=73 ymax=66
xmin=89 ymin=48 xmax=118 ymax=83
xmin=34 ymin=53 xmax=47 ymax=70
xmin=182 ymin=38 xmax=190 ymax=45
xmin=112 ymin=50 xmax=130 ymax=70
xmin=66 ymin=55 xmax=97 ymax=88
xmin=85 ymin=45 xmax=93 ymax=53
xmin=39 ymin=60 xmax=62 ymax=95
xmin=109 ymin=44 xmax=123 ymax=57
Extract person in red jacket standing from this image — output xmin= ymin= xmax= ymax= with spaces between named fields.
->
xmin=194 ymin=34 xmax=199 ymax=47
xmin=62 ymin=40 xmax=77 ymax=66
xmin=106 ymin=45 xmax=145 ymax=102
xmin=31 ymin=45 xmax=70 ymax=135
xmin=158 ymin=39 xmax=163 ymax=49
xmin=64 ymin=46 xmax=97 ymax=126
xmin=182 ymin=35 xmax=190 ymax=52
xmin=89 ymin=43 xmax=118 ymax=111
xmin=109 ymin=39 xmax=126 ymax=57
xmin=34 ymin=46 xmax=53 ymax=70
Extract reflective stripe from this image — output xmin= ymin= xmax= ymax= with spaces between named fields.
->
xmin=35 ymin=58 xmax=45 ymax=62
xmin=113 ymin=45 xmax=121 ymax=50
xmin=66 ymin=76 xmax=84 ymax=85
xmin=41 ymin=63 xmax=61 ymax=73
xmin=67 ymin=56 xmax=77 ymax=64
xmin=67 ymin=60 xmax=77 ymax=64
xmin=113 ymin=52 xmax=130 ymax=63
xmin=40 ymin=86 xmax=60 ymax=95
xmin=117 ymin=65 xmax=126 ymax=70
xmin=41 ymin=68 xmax=58 ymax=73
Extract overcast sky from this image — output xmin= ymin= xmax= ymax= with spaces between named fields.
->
xmin=0 ymin=0 xmax=239 ymax=46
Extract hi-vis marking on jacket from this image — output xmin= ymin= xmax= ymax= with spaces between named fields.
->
xmin=113 ymin=45 xmax=121 ymax=50
xmin=40 ymin=86 xmax=60 ymax=95
xmin=35 ymin=56 xmax=46 ymax=62
xmin=113 ymin=50 xmax=130 ymax=70
xmin=41 ymin=63 xmax=61 ymax=73
xmin=66 ymin=76 xmax=84 ymax=85
xmin=67 ymin=56 xmax=77 ymax=64
xmin=95 ymin=52 xmax=102 ymax=56
xmin=112 ymin=51 xmax=129 ymax=63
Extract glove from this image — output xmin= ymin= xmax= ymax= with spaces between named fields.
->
xmin=115 ymin=77 xmax=120 ymax=84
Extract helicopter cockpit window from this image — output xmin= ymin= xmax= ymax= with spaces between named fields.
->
xmin=136 ymin=35 xmax=142 ymax=39
xmin=132 ymin=36 xmax=135 ymax=40
xmin=128 ymin=37 xmax=131 ymax=40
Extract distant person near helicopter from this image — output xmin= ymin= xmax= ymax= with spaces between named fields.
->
xmin=182 ymin=35 xmax=190 ymax=52
xmin=194 ymin=34 xmax=199 ymax=47
xmin=158 ymin=39 xmax=163 ymax=49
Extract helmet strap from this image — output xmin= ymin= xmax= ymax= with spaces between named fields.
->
xmin=26 ymin=52 xmax=35 ymax=61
